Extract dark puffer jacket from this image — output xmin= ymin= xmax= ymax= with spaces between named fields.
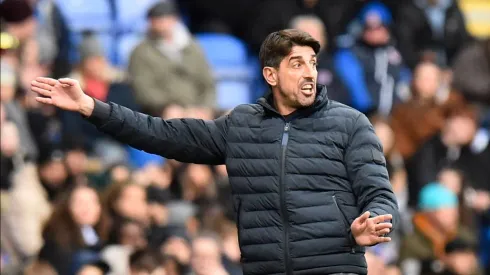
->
xmin=86 ymin=85 xmax=399 ymax=275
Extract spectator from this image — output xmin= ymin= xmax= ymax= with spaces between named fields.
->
xmin=23 ymin=260 xmax=58 ymax=275
xmin=441 ymin=238 xmax=480 ymax=275
xmin=399 ymin=183 xmax=477 ymax=275
xmin=405 ymin=107 xmax=490 ymax=207
xmin=160 ymin=227 xmax=192 ymax=274
xmin=129 ymin=249 xmax=165 ymax=275
xmin=3 ymin=163 xmax=51 ymax=260
xmin=101 ymin=218 xmax=147 ymax=275
xmin=37 ymin=148 xmax=70 ymax=202
xmin=0 ymin=0 xmax=37 ymax=44
xmin=128 ymin=1 xmax=215 ymax=116
xmin=76 ymin=260 xmax=111 ymax=275
xmin=334 ymin=1 xmax=410 ymax=116
xmin=1 ymin=60 xmax=39 ymax=161
xmin=395 ymin=0 xmax=472 ymax=70
xmin=103 ymin=182 xmax=149 ymax=226
xmin=38 ymin=185 xmax=111 ymax=275
xmin=391 ymin=61 xmax=466 ymax=160
xmin=452 ymin=38 xmax=490 ymax=108
xmin=289 ymin=15 xmax=350 ymax=105
xmin=191 ymin=232 xmax=229 ymax=275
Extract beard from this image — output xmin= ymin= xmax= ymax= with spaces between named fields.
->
xmin=278 ymin=87 xmax=316 ymax=109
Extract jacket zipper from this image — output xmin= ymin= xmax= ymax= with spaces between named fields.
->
xmin=280 ymin=122 xmax=292 ymax=275
xmin=332 ymin=195 xmax=356 ymax=254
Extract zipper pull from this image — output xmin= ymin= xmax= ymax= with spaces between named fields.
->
xmin=284 ymin=123 xmax=290 ymax=131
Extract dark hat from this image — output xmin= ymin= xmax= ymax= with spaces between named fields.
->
xmin=78 ymin=31 xmax=105 ymax=61
xmin=38 ymin=146 xmax=64 ymax=166
xmin=0 ymin=0 xmax=33 ymax=23
xmin=147 ymin=1 xmax=178 ymax=18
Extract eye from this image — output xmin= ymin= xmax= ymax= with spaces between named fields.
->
xmin=293 ymin=63 xmax=301 ymax=68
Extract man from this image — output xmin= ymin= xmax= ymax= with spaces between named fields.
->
xmin=191 ymin=232 xmax=230 ymax=275
xmin=31 ymin=29 xmax=398 ymax=275
xmin=128 ymin=1 xmax=215 ymax=116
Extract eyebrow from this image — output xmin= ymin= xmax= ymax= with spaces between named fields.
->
xmin=288 ymin=54 xmax=317 ymax=62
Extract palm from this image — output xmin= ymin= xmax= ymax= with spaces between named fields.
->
xmin=351 ymin=211 xmax=392 ymax=246
xmin=30 ymin=77 xmax=84 ymax=111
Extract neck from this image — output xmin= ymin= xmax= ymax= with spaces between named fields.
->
xmin=274 ymin=101 xmax=296 ymax=116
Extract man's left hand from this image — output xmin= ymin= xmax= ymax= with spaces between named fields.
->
xmin=351 ymin=211 xmax=392 ymax=246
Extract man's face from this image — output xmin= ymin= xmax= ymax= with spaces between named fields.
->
xmin=265 ymin=46 xmax=318 ymax=114
xmin=150 ymin=16 xmax=178 ymax=38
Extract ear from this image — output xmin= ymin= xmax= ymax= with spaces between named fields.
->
xmin=262 ymin=67 xmax=278 ymax=86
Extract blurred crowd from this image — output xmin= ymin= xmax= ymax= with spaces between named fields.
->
xmin=0 ymin=0 xmax=489 ymax=275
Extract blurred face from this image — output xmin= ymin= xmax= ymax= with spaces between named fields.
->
xmin=161 ymin=104 xmax=185 ymax=119
xmin=70 ymin=187 xmax=101 ymax=226
xmin=264 ymin=46 xmax=317 ymax=115
xmin=111 ymin=165 xmax=131 ymax=183
xmin=0 ymin=122 xmax=19 ymax=157
xmin=116 ymin=185 xmax=149 ymax=222
xmin=191 ymin=238 xmax=221 ymax=274
xmin=120 ymin=222 xmax=148 ymax=249
xmin=294 ymin=20 xmax=326 ymax=49
xmin=150 ymin=16 xmax=178 ymax=38
xmin=39 ymin=160 xmax=68 ymax=186
xmin=445 ymin=251 xmax=478 ymax=275
xmin=187 ymin=165 xmax=213 ymax=189
xmin=374 ymin=121 xmax=395 ymax=155
xmin=7 ymin=17 xmax=36 ymax=42
xmin=432 ymin=207 xmax=459 ymax=232
xmin=438 ymin=170 xmax=463 ymax=195
xmin=362 ymin=14 xmax=390 ymax=46
xmin=162 ymin=237 xmax=191 ymax=265
xmin=81 ymin=56 xmax=108 ymax=80
xmin=413 ymin=63 xmax=441 ymax=100
xmin=77 ymin=265 xmax=103 ymax=275
xmin=443 ymin=116 xmax=477 ymax=146
xmin=65 ymin=149 xmax=87 ymax=176
xmin=0 ymin=83 xmax=15 ymax=102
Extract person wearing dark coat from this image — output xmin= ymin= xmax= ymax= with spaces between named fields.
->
xmin=395 ymin=0 xmax=473 ymax=70
xmin=31 ymin=29 xmax=399 ymax=275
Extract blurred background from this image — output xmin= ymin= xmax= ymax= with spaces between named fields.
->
xmin=0 ymin=0 xmax=489 ymax=274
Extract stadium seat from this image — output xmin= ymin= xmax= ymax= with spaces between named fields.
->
xmin=114 ymin=0 xmax=160 ymax=34
xmin=54 ymin=0 xmax=112 ymax=33
xmin=116 ymin=33 xmax=144 ymax=68
xmin=195 ymin=33 xmax=254 ymax=108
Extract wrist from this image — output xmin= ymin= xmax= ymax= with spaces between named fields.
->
xmin=79 ymin=94 xmax=95 ymax=117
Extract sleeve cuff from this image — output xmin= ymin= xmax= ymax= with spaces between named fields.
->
xmin=84 ymin=98 xmax=111 ymax=127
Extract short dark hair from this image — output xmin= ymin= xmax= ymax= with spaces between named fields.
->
xmin=259 ymin=29 xmax=321 ymax=69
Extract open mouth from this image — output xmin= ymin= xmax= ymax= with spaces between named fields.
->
xmin=300 ymin=83 xmax=315 ymax=95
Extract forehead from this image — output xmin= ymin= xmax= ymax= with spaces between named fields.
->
xmin=286 ymin=45 xmax=316 ymax=60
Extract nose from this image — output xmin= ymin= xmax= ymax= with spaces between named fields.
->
xmin=303 ymin=63 xmax=315 ymax=79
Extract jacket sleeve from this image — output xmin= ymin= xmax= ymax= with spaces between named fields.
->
xmin=86 ymin=99 xmax=228 ymax=165
xmin=344 ymin=113 xmax=399 ymax=230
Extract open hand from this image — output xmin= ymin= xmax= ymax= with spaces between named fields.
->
xmin=30 ymin=77 xmax=93 ymax=115
xmin=351 ymin=211 xmax=392 ymax=246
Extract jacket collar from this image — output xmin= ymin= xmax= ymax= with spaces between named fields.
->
xmin=257 ymin=84 xmax=329 ymax=118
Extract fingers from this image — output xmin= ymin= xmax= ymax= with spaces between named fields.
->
xmin=374 ymin=222 xmax=392 ymax=231
xmin=58 ymin=78 xmax=77 ymax=86
xmin=31 ymin=80 xmax=54 ymax=92
xmin=35 ymin=97 xmax=53 ymax=105
xmin=375 ymin=236 xmax=391 ymax=243
xmin=35 ymin=77 xmax=57 ymax=86
xmin=31 ymin=86 xmax=52 ymax=97
xmin=376 ymin=228 xmax=391 ymax=236
xmin=357 ymin=211 xmax=370 ymax=223
xmin=371 ymin=214 xmax=392 ymax=224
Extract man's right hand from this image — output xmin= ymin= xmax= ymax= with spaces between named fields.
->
xmin=30 ymin=77 xmax=95 ymax=117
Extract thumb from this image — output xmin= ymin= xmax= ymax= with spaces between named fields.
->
xmin=58 ymin=78 xmax=77 ymax=86
xmin=357 ymin=211 xmax=370 ymax=223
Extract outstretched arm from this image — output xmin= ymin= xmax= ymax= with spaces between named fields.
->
xmin=87 ymin=99 xmax=228 ymax=164
xmin=31 ymin=77 xmax=228 ymax=165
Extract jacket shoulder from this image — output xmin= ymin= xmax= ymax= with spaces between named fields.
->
xmin=325 ymin=100 xmax=363 ymax=121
